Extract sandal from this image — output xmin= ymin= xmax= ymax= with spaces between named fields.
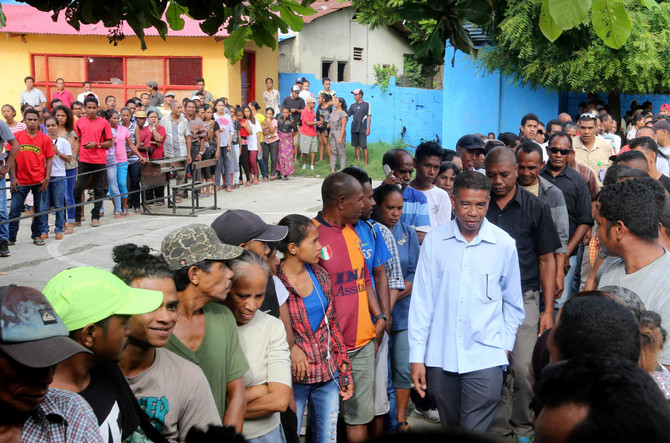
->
xmin=65 ymin=224 xmax=75 ymax=235
xmin=33 ymin=238 xmax=46 ymax=246
xmin=397 ymin=422 xmax=411 ymax=432
xmin=226 ymin=187 xmax=233 ymax=192
xmin=233 ymin=184 xmax=240 ymax=189
xmin=245 ymin=181 xmax=252 ymax=187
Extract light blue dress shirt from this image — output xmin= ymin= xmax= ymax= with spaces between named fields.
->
xmin=408 ymin=218 xmax=525 ymax=374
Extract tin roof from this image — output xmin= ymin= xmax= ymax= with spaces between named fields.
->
xmin=303 ymin=1 xmax=351 ymax=24
xmin=0 ymin=4 xmax=228 ymax=37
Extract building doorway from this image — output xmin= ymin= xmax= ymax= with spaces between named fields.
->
xmin=241 ymin=51 xmax=256 ymax=106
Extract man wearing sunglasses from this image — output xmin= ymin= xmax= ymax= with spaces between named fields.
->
xmin=540 ymin=132 xmax=594 ymax=310
xmin=572 ymin=112 xmax=614 ymax=187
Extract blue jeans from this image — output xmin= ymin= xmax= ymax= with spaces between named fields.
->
xmin=248 ymin=425 xmax=286 ymax=443
xmin=555 ymin=254 xmax=578 ymax=311
xmin=9 ymin=184 xmax=46 ymax=241
xmin=294 ymin=378 xmax=340 ymax=443
xmin=46 ymin=177 xmax=67 ymax=234
xmin=0 ymin=173 xmax=8 ymax=242
xmin=127 ymin=161 xmax=141 ymax=209
xmin=65 ymin=168 xmax=76 ymax=223
xmin=117 ymin=162 xmax=128 ymax=198
xmin=107 ymin=164 xmax=121 ymax=213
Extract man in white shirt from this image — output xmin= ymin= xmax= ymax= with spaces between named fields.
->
xmin=20 ymin=76 xmax=47 ymax=107
xmin=409 ymin=141 xmax=452 ymax=228
xmin=76 ymin=81 xmax=99 ymax=104
xmin=409 ymin=171 xmax=525 ymax=432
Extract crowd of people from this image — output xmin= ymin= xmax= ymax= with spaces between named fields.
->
xmin=0 ymin=75 xmax=372 ymax=257
xmin=3 ymin=78 xmax=670 ymax=443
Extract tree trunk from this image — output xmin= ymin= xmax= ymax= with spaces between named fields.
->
xmin=608 ymin=92 xmax=622 ymax=128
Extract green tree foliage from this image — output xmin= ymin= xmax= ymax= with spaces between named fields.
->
xmin=0 ymin=0 xmax=315 ymax=62
xmin=351 ymin=0 xmax=494 ymax=67
xmin=480 ymin=0 xmax=670 ymax=95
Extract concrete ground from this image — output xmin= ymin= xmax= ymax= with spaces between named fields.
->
xmin=0 ymin=177 xmax=326 ymax=287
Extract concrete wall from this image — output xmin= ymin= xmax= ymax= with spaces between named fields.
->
xmin=442 ymin=49 xmax=560 ymax=149
xmin=278 ymin=8 xmax=414 ymax=84
xmin=0 ymin=33 xmax=277 ymax=110
xmin=278 ymin=72 xmax=442 ymax=147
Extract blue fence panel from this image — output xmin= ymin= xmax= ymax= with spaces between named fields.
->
xmin=278 ymin=73 xmax=443 ymax=148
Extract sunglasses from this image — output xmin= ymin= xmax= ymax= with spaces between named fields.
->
xmin=580 ymin=112 xmax=598 ymax=120
xmin=549 ymin=147 xmax=572 ymax=155
xmin=537 ymin=130 xmax=545 ymax=134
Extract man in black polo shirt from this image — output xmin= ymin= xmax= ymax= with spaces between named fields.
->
xmin=540 ymin=132 xmax=594 ymax=310
xmin=484 ymin=147 xmax=560 ymax=442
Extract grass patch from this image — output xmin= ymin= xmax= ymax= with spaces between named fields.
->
xmin=291 ymin=142 xmax=396 ymax=181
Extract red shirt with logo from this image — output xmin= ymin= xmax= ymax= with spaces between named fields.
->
xmin=14 ymin=130 xmax=55 ymax=185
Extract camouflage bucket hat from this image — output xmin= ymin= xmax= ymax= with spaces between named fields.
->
xmin=161 ymin=224 xmax=244 ymax=270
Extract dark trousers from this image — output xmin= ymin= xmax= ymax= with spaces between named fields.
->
xmin=8 ymin=184 xmax=46 ymax=241
xmin=427 ymin=366 xmax=503 ymax=432
xmin=263 ymin=140 xmax=279 ymax=176
xmin=127 ymin=161 xmax=141 ymax=209
xmin=74 ymin=162 xmax=106 ymax=222
xmin=239 ymin=144 xmax=250 ymax=181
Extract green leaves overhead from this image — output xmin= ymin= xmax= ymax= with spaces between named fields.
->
xmin=547 ymin=0 xmax=591 ymax=29
xmin=0 ymin=4 xmax=6 ymax=29
xmin=352 ymin=0 xmax=496 ymax=68
xmin=480 ymin=0 xmax=670 ymax=95
xmin=16 ymin=0 xmax=316 ymax=62
xmin=591 ymin=0 xmax=632 ymax=49
xmin=539 ymin=0 xmax=562 ymax=41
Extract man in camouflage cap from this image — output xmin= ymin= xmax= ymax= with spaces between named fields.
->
xmin=161 ymin=224 xmax=249 ymax=428
xmin=161 ymin=223 xmax=244 ymax=270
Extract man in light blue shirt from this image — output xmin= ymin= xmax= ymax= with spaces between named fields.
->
xmin=409 ymin=171 xmax=525 ymax=432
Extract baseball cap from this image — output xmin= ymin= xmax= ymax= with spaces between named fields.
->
xmin=661 ymin=104 xmax=670 ymax=112
xmin=161 ymin=224 xmax=244 ymax=271
xmin=306 ymin=96 xmax=316 ymax=103
xmin=296 ymin=77 xmax=304 ymax=83
xmin=457 ymin=134 xmax=485 ymax=153
xmin=164 ymin=92 xmax=176 ymax=98
xmin=0 ymin=285 xmax=91 ymax=368
xmin=653 ymin=119 xmax=670 ymax=132
xmin=43 ymin=267 xmax=163 ymax=332
xmin=211 ymin=209 xmax=288 ymax=246
xmin=134 ymin=110 xmax=147 ymax=118
xmin=291 ymin=85 xmax=301 ymax=93
xmin=146 ymin=80 xmax=158 ymax=88
xmin=190 ymin=95 xmax=201 ymax=101
xmin=351 ymin=89 xmax=363 ymax=95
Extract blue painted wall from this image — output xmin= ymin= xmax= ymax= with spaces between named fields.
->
xmin=442 ymin=50 xmax=559 ymax=149
xmin=278 ymin=73 xmax=442 ymax=148
xmin=567 ymin=92 xmax=670 ymax=119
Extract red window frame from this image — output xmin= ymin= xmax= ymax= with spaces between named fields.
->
xmin=30 ymin=54 xmax=203 ymax=103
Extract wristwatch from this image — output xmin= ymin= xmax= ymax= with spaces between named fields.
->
xmin=373 ymin=313 xmax=387 ymax=322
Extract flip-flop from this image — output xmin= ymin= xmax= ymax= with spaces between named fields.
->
xmin=33 ymin=238 xmax=46 ymax=246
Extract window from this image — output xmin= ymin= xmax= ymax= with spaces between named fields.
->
xmin=87 ymin=57 xmax=123 ymax=83
xmin=337 ymin=61 xmax=348 ymax=82
xmin=31 ymin=54 xmax=203 ymax=105
xmin=168 ymin=57 xmax=202 ymax=86
xmin=322 ymin=61 xmax=333 ymax=80
xmin=353 ymin=47 xmax=364 ymax=61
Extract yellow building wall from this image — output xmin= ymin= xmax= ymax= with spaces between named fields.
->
xmin=0 ymin=32 xmax=277 ymax=111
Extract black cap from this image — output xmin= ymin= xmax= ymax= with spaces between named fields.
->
xmin=211 ymin=210 xmax=288 ymax=246
xmin=457 ymin=134 xmax=485 ymax=153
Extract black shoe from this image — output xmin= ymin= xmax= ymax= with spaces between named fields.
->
xmin=0 ymin=241 xmax=10 ymax=257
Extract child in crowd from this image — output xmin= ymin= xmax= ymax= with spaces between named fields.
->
xmin=328 ymin=97 xmax=348 ymax=173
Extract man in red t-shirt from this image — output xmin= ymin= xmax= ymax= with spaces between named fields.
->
xmin=299 ymin=96 xmax=321 ymax=170
xmin=8 ymin=108 xmax=54 ymax=245
xmin=73 ymin=97 xmax=113 ymax=227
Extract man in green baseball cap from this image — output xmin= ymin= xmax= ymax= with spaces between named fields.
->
xmin=44 ymin=267 xmax=167 ymax=442
xmin=160 ymin=224 xmax=249 ymax=431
